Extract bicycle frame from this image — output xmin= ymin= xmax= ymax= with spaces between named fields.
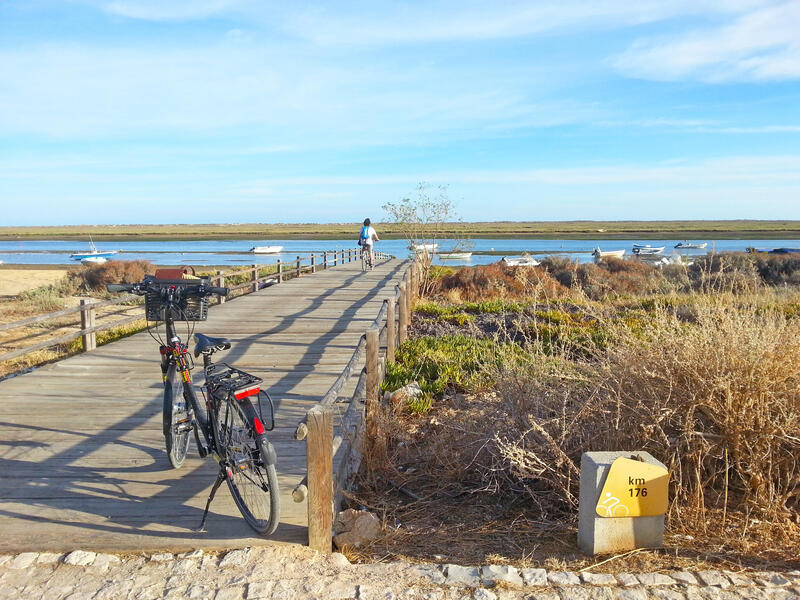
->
xmin=159 ymin=300 xmax=217 ymax=457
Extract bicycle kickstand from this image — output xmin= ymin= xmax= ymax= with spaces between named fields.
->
xmin=195 ymin=469 xmax=226 ymax=532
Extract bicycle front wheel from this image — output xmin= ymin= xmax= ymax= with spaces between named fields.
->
xmin=163 ymin=364 xmax=191 ymax=469
xmin=216 ymin=399 xmax=280 ymax=535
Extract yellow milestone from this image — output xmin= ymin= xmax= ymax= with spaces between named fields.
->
xmin=595 ymin=457 xmax=668 ymax=518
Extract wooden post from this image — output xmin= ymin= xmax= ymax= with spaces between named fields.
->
xmin=398 ymin=282 xmax=408 ymax=344
xmin=277 ymin=260 xmax=283 ymax=283
xmin=296 ymin=256 xmax=301 ymax=278
xmin=311 ymin=254 xmax=316 ymax=274
xmin=80 ymin=299 xmax=96 ymax=352
xmin=306 ymin=405 xmax=334 ymax=553
xmin=216 ymin=271 xmax=226 ymax=304
xmin=365 ymin=326 xmax=385 ymax=466
xmin=386 ymin=299 xmax=396 ymax=363
xmin=251 ymin=264 xmax=258 ymax=293
xmin=323 ymin=252 xmax=328 ymax=270
xmin=366 ymin=327 xmax=379 ymax=408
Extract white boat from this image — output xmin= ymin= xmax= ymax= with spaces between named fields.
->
xmin=632 ymin=245 xmax=665 ymax=255
xmin=409 ymin=242 xmax=439 ymax=252
xmin=592 ymin=247 xmax=625 ymax=260
xmin=81 ymin=256 xmax=108 ymax=266
xmin=674 ymin=242 xmax=707 ymax=249
xmin=251 ymin=245 xmax=284 ymax=254
xmin=70 ymin=238 xmax=118 ymax=261
xmin=438 ymin=252 xmax=472 ymax=260
xmin=502 ymin=255 xmax=540 ymax=267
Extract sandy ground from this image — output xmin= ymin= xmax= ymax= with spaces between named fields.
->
xmin=0 ymin=268 xmax=70 ymax=296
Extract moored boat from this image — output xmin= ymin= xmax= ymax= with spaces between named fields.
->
xmin=70 ymin=238 xmax=118 ymax=261
xmin=674 ymin=242 xmax=707 ymax=249
xmin=502 ymin=255 xmax=540 ymax=267
xmin=251 ymin=245 xmax=284 ymax=254
xmin=81 ymin=256 xmax=109 ymax=266
xmin=632 ymin=244 xmax=665 ymax=255
xmin=592 ymin=247 xmax=625 ymax=260
xmin=439 ymin=252 xmax=472 ymax=260
xmin=409 ymin=242 xmax=439 ymax=253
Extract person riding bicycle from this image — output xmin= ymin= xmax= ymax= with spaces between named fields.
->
xmin=358 ymin=218 xmax=380 ymax=267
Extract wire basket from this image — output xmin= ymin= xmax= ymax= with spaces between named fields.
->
xmin=144 ymin=277 xmax=210 ymax=321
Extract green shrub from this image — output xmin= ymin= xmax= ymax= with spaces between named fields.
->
xmin=383 ymin=335 xmax=522 ymax=397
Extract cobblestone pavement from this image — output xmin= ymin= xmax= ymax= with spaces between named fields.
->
xmin=0 ymin=547 xmax=798 ymax=600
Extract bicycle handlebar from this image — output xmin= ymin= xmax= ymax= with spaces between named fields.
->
xmin=106 ymin=282 xmax=229 ymax=297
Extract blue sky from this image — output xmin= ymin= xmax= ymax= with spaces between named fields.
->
xmin=2 ymin=0 xmax=799 ymax=225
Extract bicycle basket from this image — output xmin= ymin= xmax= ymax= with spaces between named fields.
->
xmin=144 ymin=277 xmax=210 ymax=322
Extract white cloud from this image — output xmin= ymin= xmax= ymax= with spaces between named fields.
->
xmin=613 ymin=1 xmax=800 ymax=82
xmin=0 ymin=40 xmax=593 ymax=139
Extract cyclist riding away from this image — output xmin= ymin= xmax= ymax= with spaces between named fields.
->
xmin=358 ymin=218 xmax=380 ymax=269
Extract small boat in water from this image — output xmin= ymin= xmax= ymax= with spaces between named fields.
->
xmin=674 ymin=242 xmax=707 ymax=249
xmin=81 ymin=256 xmax=109 ymax=266
xmin=439 ymin=252 xmax=472 ymax=260
xmin=747 ymin=247 xmax=800 ymax=254
xmin=592 ymin=248 xmax=625 ymax=260
xmin=251 ymin=245 xmax=283 ymax=254
xmin=70 ymin=238 xmax=118 ymax=261
xmin=409 ymin=242 xmax=439 ymax=253
xmin=502 ymin=255 xmax=540 ymax=267
xmin=632 ymin=244 xmax=665 ymax=255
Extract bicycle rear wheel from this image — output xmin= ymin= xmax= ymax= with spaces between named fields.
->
xmin=216 ymin=398 xmax=280 ymax=535
xmin=361 ymin=249 xmax=367 ymax=271
xmin=163 ymin=364 xmax=191 ymax=469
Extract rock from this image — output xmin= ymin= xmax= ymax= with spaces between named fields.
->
xmin=387 ymin=382 xmax=424 ymax=409
xmin=414 ymin=564 xmax=446 ymax=584
xmin=753 ymin=572 xmax=792 ymax=587
xmin=444 ymin=564 xmax=481 ymax=587
xmin=615 ymin=589 xmax=649 ymax=600
xmin=8 ymin=553 xmax=38 ymax=569
xmin=188 ymin=584 xmax=214 ymax=599
xmin=670 ymin=571 xmax=699 ymax=585
xmin=479 ymin=565 xmax=522 ymax=587
xmin=616 ymin=574 xmax=640 ymax=587
xmin=521 ymin=568 xmax=547 ymax=586
xmin=214 ymin=585 xmax=245 ymax=600
xmin=333 ymin=509 xmax=381 ymax=549
xmin=246 ymin=582 xmax=274 ymax=599
xmin=92 ymin=553 xmax=122 ymax=571
xmin=179 ymin=550 xmax=204 ymax=559
xmin=580 ymin=572 xmax=617 ymax=585
xmin=149 ymin=552 xmax=174 ymax=563
xmin=696 ymin=571 xmax=732 ymax=588
xmin=635 ymin=573 xmax=674 ymax=586
xmin=329 ymin=552 xmax=351 ymax=568
xmin=546 ymin=571 xmax=580 ymax=585
xmin=63 ymin=550 xmax=97 ymax=566
xmin=36 ymin=552 xmax=63 ymax=564
xmin=472 ymin=590 xmax=497 ymax=600
xmin=219 ymin=548 xmax=251 ymax=569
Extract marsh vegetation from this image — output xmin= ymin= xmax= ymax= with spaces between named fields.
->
xmin=351 ymin=253 xmax=800 ymax=571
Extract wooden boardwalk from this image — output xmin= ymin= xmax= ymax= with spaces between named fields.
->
xmin=0 ymin=258 xmax=407 ymax=553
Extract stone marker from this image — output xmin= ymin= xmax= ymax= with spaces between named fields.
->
xmin=577 ymin=451 xmax=668 ymax=555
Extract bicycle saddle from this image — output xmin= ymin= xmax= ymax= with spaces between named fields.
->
xmin=194 ymin=333 xmax=232 ymax=357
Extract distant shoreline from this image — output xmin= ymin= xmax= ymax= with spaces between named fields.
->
xmin=2 ymin=220 xmax=800 ymax=241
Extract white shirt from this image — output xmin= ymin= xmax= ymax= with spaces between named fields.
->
xmin=361 ymin=226 xmax=377 ymax=247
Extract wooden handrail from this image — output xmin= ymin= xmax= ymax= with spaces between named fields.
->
xmin=1 ymin=249 xmax=390 ymax=368
xmin=298 ymin=257 xmax=415 ymax=553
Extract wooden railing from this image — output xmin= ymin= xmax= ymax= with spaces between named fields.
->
xmin=293 ymin=257 xmax=420 ymax=552
xmin=0 ymin=249 xmax=392 ymax=366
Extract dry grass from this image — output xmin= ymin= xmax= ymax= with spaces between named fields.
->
xmin=352 ymin=264 xmax=800 ymax=569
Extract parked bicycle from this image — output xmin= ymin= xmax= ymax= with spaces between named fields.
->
xmin=107 ymin=271 xmax=280 ymax=535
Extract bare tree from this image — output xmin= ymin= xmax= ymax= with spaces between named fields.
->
xmin=383 ymin=183 xmax=458 ymax=296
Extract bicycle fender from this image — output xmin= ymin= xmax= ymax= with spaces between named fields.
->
xmin=259 ymin=439 xmax=278 ymax=466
